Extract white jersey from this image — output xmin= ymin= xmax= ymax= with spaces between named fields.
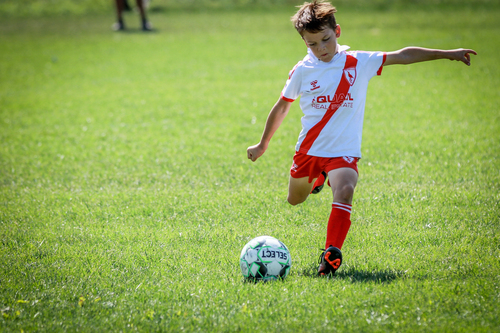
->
xmin=281 ymin=45 xmax=386 ymax=158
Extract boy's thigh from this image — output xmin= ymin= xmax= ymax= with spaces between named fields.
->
xmin=327 ymin=167 xmax=359 ymax=193
xmin=287 ymin=175 xmax=315 ymax=205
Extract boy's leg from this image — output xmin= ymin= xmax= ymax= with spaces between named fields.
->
xmin=287 ymin=175 xmax=317 ymax=206
xmin=324 ymin=167 xmax=358 ymax=250
xmin=318 ymin=167 xmax=358 ymax=276
xmin=329 ymin=167 xmax=358 ymax=204
xmin=288 ymin=151 xmax=322 ymax=205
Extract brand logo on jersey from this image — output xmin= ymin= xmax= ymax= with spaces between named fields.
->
xmin=343 ymin=156 xmax=354 ymax=164
xmin=343 ymin=67 xmax=357 ymax=86
xmin=310 ymin=80 xmax=320 ymax=91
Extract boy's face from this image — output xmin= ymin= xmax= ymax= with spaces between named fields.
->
xmin=302 ymin=25 xmax=341 ymax=63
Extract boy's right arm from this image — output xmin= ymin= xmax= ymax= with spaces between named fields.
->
xmin=247 ymin=97 xmax=292 ymax=162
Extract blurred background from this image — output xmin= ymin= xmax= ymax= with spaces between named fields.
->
xmin=1 ymin=0 xmax=499 ymax=18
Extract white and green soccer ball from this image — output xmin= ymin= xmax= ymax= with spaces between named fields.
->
xmin=239 ymin=236 xmax=292 ymax=281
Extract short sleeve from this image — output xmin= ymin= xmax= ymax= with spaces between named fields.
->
xmin=363 ymin=51 xmax=387 ymax=78
xmin=281 ymin=61 xmax=303 ymax=102
xmin=376 ymin=53 xmax=387 ymax=76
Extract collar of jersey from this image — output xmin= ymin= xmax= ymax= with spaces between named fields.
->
xmin=307 ymin=44 xmax=350 ymax=65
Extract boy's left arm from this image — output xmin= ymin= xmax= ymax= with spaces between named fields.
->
xmin=384 ymin=47 xmax=477 ymax=66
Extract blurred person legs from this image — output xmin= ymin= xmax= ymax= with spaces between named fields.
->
xmin=113 ymin=0 xmax=152 ymax=31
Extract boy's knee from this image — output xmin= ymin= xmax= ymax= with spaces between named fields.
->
xmin=344 ymin=184 xmax=355 ymax=196
xmin=287 ymin=195 xmax=306 ymax=206
xmin=336 ymin=184 xmax=355 ymax=202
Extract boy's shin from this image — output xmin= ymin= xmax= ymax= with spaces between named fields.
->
xmin=325 ymin=202 xmax=352 ymax=250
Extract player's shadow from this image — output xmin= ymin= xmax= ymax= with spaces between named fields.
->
xmin=335 ymin=267 xmax=406 ymax=283
xmin=301 ymin=265 xmax=406 ymax=284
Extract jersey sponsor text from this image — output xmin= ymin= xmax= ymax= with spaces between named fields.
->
xmin=312 ymin=93 xmax=354 ymax=109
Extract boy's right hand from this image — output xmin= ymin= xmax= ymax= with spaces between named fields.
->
xmin=247 ymin=143 xmax=267 ymax=162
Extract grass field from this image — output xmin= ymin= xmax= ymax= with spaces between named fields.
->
xmin=1 ymin=2 xmax=499 ymax=332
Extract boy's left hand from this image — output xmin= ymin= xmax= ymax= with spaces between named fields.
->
xmin=449 ymin=49 xmax=477 ymax=66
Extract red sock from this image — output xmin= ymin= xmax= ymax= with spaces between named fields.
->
xmin=325 ymin=202 xmax=352 ymax=250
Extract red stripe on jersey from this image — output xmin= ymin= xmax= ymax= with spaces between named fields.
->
xmin=299 ymin=55 xmax=358 ymax=154
xmin=377 ymin=53 xmax=387 ymax=76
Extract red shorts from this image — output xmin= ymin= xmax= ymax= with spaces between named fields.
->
xmin=290 ymin=151 xmax=359 ymax=183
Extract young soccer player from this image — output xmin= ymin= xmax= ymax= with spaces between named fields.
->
xmin=247 ymin=1 xmax=476 ymax=276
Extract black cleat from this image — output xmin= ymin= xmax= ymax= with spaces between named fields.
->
xmin=318 ymin=246 xmax=342 ymax=276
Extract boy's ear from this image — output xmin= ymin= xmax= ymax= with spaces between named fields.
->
xmin=335 ymin=25 xmax=341 ymax=38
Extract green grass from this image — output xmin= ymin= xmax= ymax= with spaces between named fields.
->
xmin=1 ymin=5 xmax=499 ymax=332
xmin=1 ymin=0 xmax=499 ymax=17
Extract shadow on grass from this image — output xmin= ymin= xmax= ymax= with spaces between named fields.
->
xmin=149 ymin=5 xmax=168 ymax=13
xmin=114 ymin=28 xmax=159 ymax=34
xmin=335 ymin=267 xmax=407 ymax=283
xmin=300 ymin=265 xmax=407 ymax=284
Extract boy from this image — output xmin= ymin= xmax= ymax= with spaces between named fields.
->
xmin=247 ymin=1 xmax=476 ymax=276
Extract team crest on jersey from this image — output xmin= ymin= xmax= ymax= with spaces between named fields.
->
xmin=343 ymin=67 xmax=357 ymax=86
xmin=343 ymin=156 xmax=354 ymax=164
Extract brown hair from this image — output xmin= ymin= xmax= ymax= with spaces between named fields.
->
xmin=291 ymin=1 xmax=337 ymax=35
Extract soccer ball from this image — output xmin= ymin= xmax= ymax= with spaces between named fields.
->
xmin=239 ymin=236 xmax=292 ymax=281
